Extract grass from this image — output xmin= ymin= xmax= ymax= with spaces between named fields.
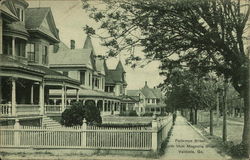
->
xmin=197 ymin=111 xmax=243 ymax=144
xmin=158 ymin=125 xmax=174 ymax=157
xmin=194 ymin=112 xmax=248 ymax=159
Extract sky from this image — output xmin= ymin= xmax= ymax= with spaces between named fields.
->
xmin=27 ymin=0 xmax=165 ymax=90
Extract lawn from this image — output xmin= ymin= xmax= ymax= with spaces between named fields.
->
xmin=197 ymin=111 xmax=243 ymax=144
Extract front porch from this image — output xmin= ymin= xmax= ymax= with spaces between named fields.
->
xmin=0 ymin=76 xmax=80 ymax=118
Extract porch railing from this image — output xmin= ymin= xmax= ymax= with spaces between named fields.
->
xmin=0 ymin=104 xmax=12 ymax=116
xmin=16 ymin=104 xmax=40 ymax=115
xmin=45 ymin=105 xmax=62 ymax=114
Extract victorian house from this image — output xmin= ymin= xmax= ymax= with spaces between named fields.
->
xmin=0 ymin=0 xmax=80 ymax=126
xmin=49 ymin=37 xmax=135 ymax=116
xmin=127 ymin=82 xmax=166 ymax=115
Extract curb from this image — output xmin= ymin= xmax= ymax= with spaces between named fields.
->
xmin=186 ymin=120 xmax=209 ymax=142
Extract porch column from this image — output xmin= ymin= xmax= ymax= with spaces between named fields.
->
xmin=95 ymin=99 xmax=98 ymax=107
xmin=76 ymin=89 xmax=79 ymax=101
xmin=64 ymin=87 xmax=67 ymax=107
xmin=30 ymin=84 xmax=34 ymax=104
xmin=11 ymin=78 xmax=16 ymax=116
xmin=61 ymin=85 xmax=65 ymax=111
xmin=12 ymin=37 xmax=15 ymax=56
xmin=39 ymin=81 xmax=44 ymax=115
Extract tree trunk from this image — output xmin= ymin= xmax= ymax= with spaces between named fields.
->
xmin=210 ymin=109 xmax=213 ymax=136
xmin=216 ymin=91 xmax=220 ymax=126
xmin=242 ymin=93 xmax=250 ymax=156
xmin=222 ymin=83 xmax=227 ymax=142
xmin=190 ymin=108 xmax=194 ymax=124
xmin=194 ymin=109 xmax=198 ymax=124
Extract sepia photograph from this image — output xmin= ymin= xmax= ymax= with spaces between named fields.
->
xmin=0 ymin=0 xmax=249 ymax=159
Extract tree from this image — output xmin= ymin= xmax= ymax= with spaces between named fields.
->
xmin=83 ymin=0 xmax=250 ymax=155
xmin=61 ymin=101 xmax=102 ymax=127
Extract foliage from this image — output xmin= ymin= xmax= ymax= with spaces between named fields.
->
xmin=61 ymin=101 xmax=102 ymax=127
xmin=85 ymin=100 xmax=102 ymax=124
xmin=165 ymin=69 xmax=218 ymax=111
xmin=120 ymin=110 xmax=138 ymax=116
xmin=83 ymin=0 xmax=250 ymax=154
xmin=230 ymin=143 xmax=249 ymax=158
xmin=83 ymin=0 xmax=249 ymax=97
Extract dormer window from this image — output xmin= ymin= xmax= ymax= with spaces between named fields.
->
xmin=17 ymin=8 xmax=25 ymax=22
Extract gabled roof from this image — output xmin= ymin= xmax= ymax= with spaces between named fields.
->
xmin=49 ymin=49 xmax=93 ymax=69
xmin=116 ymin=60 xmax=125 ymax=73
xmin=131 ymin=82 xmax=163 ymax=99
xmin=57 ymin=42 xmax=70 ymax=52
xmin=141 ymin=86 xmax=157 ymax=98
xmin=25 ymin=7 xmax=59 ymax=43
xmin=83 ymin=35 xmax=94 ymax=49
xmin=127 ymin=90 xmax=139 ymax=97
xmin=105 ymin=60 xmax=127 ymax=84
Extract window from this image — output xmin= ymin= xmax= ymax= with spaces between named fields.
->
xmin=42 ymin=46 xmax=48 ymax=65
xmin=152 ymin=99 xmax=156 ymax=103
xmin=95 ymin=78 xmax=99 ymax=88
xmin=15 ymin=39 xmax=25 ymax=57
xmin=102 ymin=78 xmax=105 ymax=90
xmin=63 ymin=72 xmax=68 ymax=76
xmin=80 ymin=71 xmax=85 ymax=85
xmin=110 ymin=86 xmax=114 ymax=92
xmin=27 ymin=43 xmax=35 ymax=62
xmin=148 ymin=99 xmax=150 ymax=103
xmin=17 ymin=8 xmax=24 ymax=22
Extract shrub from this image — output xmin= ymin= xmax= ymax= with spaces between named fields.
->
xmin=61 ymin=101 xmax=102 ymax=126
xmin=230 ymin=143 xmax=248 ymax=158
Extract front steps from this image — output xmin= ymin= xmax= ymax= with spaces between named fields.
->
xmin=42 ymin=116 xmax=62 ymax=129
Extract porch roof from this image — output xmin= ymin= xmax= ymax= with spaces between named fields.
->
xmin=30 ymin=65 xmax=80 ymax=86
xmin=78 ymin=89 xmax=121 ymax=100
xmin=0 ymin=55 xmax=44 ymax=75
xmin=145 ymin=104 xmax=166 ymax=108
xmin=120 ymin=95 xmax=138 ymax=103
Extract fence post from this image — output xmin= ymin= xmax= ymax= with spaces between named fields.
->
xmin=151 ymin=119 xmax=158 ymax=152
xmin=81 ymin=118 xmax=87 ymax=148
xmin=14 ymin=119 xmax=20 ymax=146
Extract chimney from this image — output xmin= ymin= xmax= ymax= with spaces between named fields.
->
xmin=144 ymin=81 xmax=148 ymax=88
xmin=70 ymin=40 xmax=75 ymax=49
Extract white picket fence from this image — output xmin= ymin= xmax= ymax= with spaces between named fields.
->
xmin=0 ymin=115 xmax=172 ymax=151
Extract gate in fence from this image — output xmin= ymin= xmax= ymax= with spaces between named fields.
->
xmin=0 ymin=116 xmax=172 ymax=151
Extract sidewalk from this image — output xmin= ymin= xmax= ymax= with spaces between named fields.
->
xmin=162 ymin=116 xmax=226 ymax=160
